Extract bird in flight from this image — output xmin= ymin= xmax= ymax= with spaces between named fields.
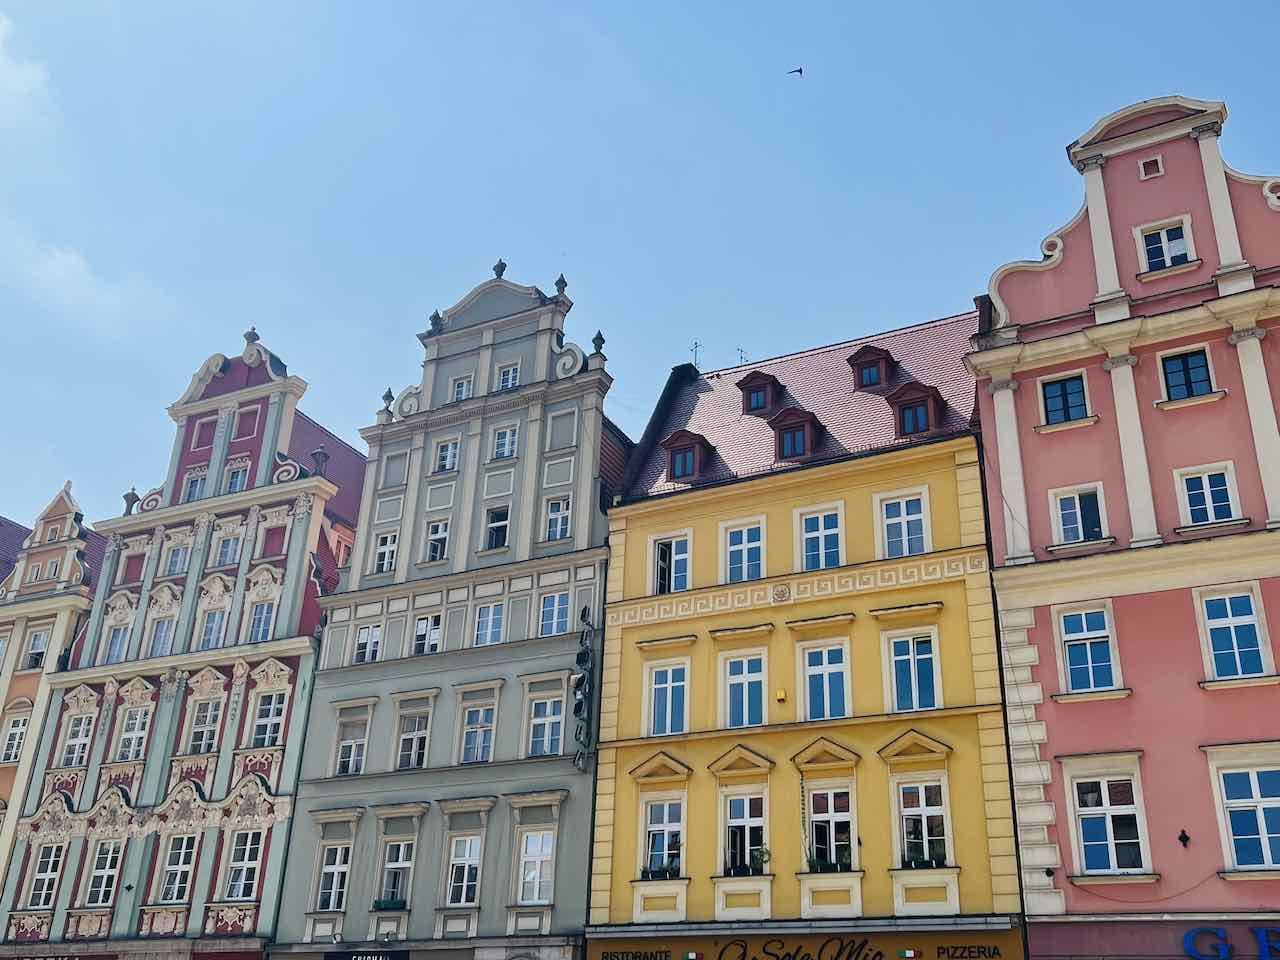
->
xmin=787 ymin=67 xmax=803 ymax=77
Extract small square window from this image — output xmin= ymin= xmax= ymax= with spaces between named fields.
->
xmin=435 ymin=440 xmax=459 ymax=473
xmin=1181 ymin=468 xmax=1235 ymax=525
xmin=780 ymin=427 xmax=806 ymax=459
xmin=497 ymin=364 xmax=520 ymax=392
xmin=1055 ymin=488 xmax=1104 ymax=544
xmin=900 ymin=402 xmax=929 ymax=436
xmin=1139 ymin=156 xmax=1164 ymax=180
xmin=747 ymin=389 xmax=767 ymax=411
xmin=1042 ymin=375 xmax=1088 ymax=425
xmin=1161 ymin=350 xmax=1213 ymax=402
xmin=1142 ymin=224 xmax=1189 ymax=272
xmin=452 ymin=376 xmax=474 ymax=402
xmin=859 ymin=364 xmax=880 ymax=387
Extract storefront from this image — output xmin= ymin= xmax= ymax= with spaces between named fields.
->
xmin=1029 ymin=920 xmax=1280 ymax=959
xmin=587 ymin=927 xmax=1024 ymax=960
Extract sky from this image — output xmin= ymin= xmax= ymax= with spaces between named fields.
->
xmin=1 ymin=1 xmax=1277 ymax=526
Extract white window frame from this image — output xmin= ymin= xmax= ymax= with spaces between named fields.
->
xmin=806 ymin=777 xmax=858 ymax=870
xmin=1060 ymin=753 xmax=1153 ymax=877
xmin=1138 ymin=154 xmax=1164 ymax=180
xmin=457 ymin=687 xmax=499 ymax=764
xmin=232 ymin=405 xmax=260 ymax=442
xmin=353 ymin=623 xmax=382 ymax=664
xmin=648 ymin=529 xmax=693 ymax=595
xmin=394 ymin=693 xmax=435 ymax=770
xmin=538 ymin=591 xmax=570 ymax=638
xmin=84 ymin=838 xmax=123 ymax=907
xmin=474 ymin=602 xmax=505 ymax=647
xmin=1133 ymin=213 xmax=1197 ymax=273
xmin=333 ymin=707 xmax=369 ymax=776
xmin=889 ymin=771 xmax=953 ymax=868
xmin=223 ymin=829 xmax=264 ymax=900
xmin=794 ymin=501 xmax=846 ymax=572
xmin=246 ymin=599 xmax=276 ymax=644
xmin=1174 ymin=461 xmax=1241 ymax=526
xmin=434 ymin=438 xmax=460 ymax=474
xmin=1048 ymin=482 xmax=1110 ymax=545
xmin=719 ymin=648 xmax=767 ymax=730
xmin=450 ymin=374 xmax=474 ymax=403
xmin=223 ymin=462 xmax=249 ymax=495
xmin=873 ymin=486 xmax=933 ymax=560
xmin=1034 ymin=368 xmax=1094 ymax=427
xmin=545 ymin=409 xmax=579 ymax=450
xmin=250 ymin=691 xmax=287 ymax=748
xmin=1204 ymin=742 xmax=1280 ymax=873
xmin=60 ymin=714 xmax=94 ymax=767
xmin=445 ymin=833 xmax=482 ymax=906
xmin=524 ymin=692 xmax=564 ymax=758
xmin=796 ymin=638 xmax=851 ymax=721
xmin=491 ymin=423 xmax=519 ymax=461
xmin=374 ymin=495 xmax=403 ymax=525
xmin=718 ymin=516 xmax=767 ymax=585
xmin=196 ymin=608 xmax=227 ymax=652
xmin=2 ymin=713 xmax=29 ymax=764
xmin=544 ymin=496 xmax=572 ymax=542
xmin=644 ymin=658 xmax=691 ymax=737
xmin=46 ymin=559 xmax=59 ymax=581
xmin=187 ymin=698 xmax=222 ymax=755
xmin=114 ymin=705 xmax=152 ymax=762
xmin=1192 ymin=581 xmax=1276 ymax=681
xmin=1156 ymin=342 xmax=1220 ymax=403
xmin=45 ymin=523 xmax=60 ymax=542
xmin=484 ymin=504 xmax=511 ymax=551
xmin=315 ymin=842 xmax=351 ymax=911
xmin=22 ymin=630 xmax=48 ymax=671
xmin=182 ymin=472 xmax=207 ymax=503
xmin=159 ymin=834 xmax=198 ymax=903
xmin=214 ymin=534 xmax=241 ymax=568
xmin=104 ymin=624 xmax=129 ymax=664
xmin=413 ymin=613 xmax=442 ymax=655
xmin=190 ymin=414 xmax=218 ymax=451
xmin=372 ymin=533 xmax=398 ymax=574
xmin=149 ymin=617 xmax=175 ymax=658
xmin=424 ymin=516 xmax=450 ymax=563
xmin=638 ymin=791 xmax=686 ymax=877
xmin=719 ymin=786 xmax=768 ymax=874
xmin=882 ymin=625 xmax=944 ymax=713
xmin=380 ymin=839 xmax=415 ymax=904
xmin=515 ymin=827 xmax=555 ymax=905
xmin=1051 ymin=600 xmax=1124 ymax=694
xmin=26 ymin=563 xmax=40 ymax=584
xmin=27 ymin=842 xmax=64 ymax=908
xmin=496 ymin=361 xmax=521 ymax=392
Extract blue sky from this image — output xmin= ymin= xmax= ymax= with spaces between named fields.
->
xmin=1 ymin=1 xmax=1277 ymax=525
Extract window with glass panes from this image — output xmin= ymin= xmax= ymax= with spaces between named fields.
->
xmin=748 ymin=388 xmax=767 ymax=410
xmin=518 ymin=830 xmax=555 ymax=904
xmin=373 ymin=533 xmax=398 ymax=573
xmin=1062 ymin=609 xmax=1116 ymax=692
xmin=528 ymin=697 xmax=562 ymax=756
xmin=649 ymin=664 xmax=686 ymax=736
xmin=780 ymin=427 xmax=806 ymax=458
xmin=165 ymin=545 xmax=189 ymax=576
xmin=891 ymin=635 xmax=937 ymax=711
xmin=28 ymin=843 xmax=63 ymax=907
xmin=105 ymin=625 xmax=128 ymax=663
xmin=882 ymin=495 xmax=925 ymax=557
xmin=413 ymin=614 xmax=441 ymax=655
xmin=198 ymin=609 xmax=226 ymax=650
xmin=900 ymin=401 xmax=929 ymax=435
xmin=61 ymin=715 xmax=93 ymax=766
xmin=188 ymin=699 xmax=221 ymax=754
xmin=435 ymin=439 xmax=459 ymax=473
xmin=2 ymin=716 xmax=27 ymax=763
xmin=1057 ymin=489 xmax=1104 ymax=543
xmin=150 ymin=618 xmax=174 ymax=657
xmin=1143 ymin=223 xmax=1189 ymax=271
xmin=726 ymin=524 xmax=762 ymax=582
xmin=1220 ymin=768 xmax=1280 ymax=868
xmin=539 ymin=592 xmax=570 ymax=637
xmin=726 ymin=654 xmax=764 ymax=728
xmin=493 ymin=425 xmax=518 ymax=459
xmin=899 ymin=781 xmax=947 ymax=867
xmin=1075 ymin=777 xmax=1144 ymax=872
xmin=252 ymin=692 xmax=285 ymax=747
xmin=1162 ymin=350 xmax=1213 ymax=401
xmin=497 ymin=364 xmax=520 ymax=391
xmin=353 ymin=624 xmax=381 ymax=664
xmin=1204 ymin=593 xmax=1264 ymax=679
xmin=671 ymin=448 xmax=695 ymax=479
xmin=452 ymin=376 xmax=473 ymax=402
xmin=316 ymin=844 xmax=350 ymax=911
xmin=801 ymin=510 xmax=840 ymax=571
xmin=397 ymin=701 xmax=431 ymax=769
xmin=426 ymin=518 xmax=449 ymax=561
xmin=183 ymin=474 xmax=206 ymax=503
xmin=86 ymin=839 xmax=122 ymax=906
xmin=485 ymin=506 xmax=510 ymax=549
xmin=645 ymin=800 xmax=682 ymax=874
xmin=1183 ymin=470 xmax=1233 ymax=524
xmin=115 ymin=706 xmax=150 ymax=761
xmin=545 ymin=497 xmax=571 ymax=541
xmin=461 ymin=704 xmax=494 ymax=763
xmin=809 ymin=788 xmax=853 ymax=869
xmin=1042 ymin=375 xmax=1087 ymax=425
xmin=381 ymin=841 xmax=413 ymax=902
xmin=726 ymin=795 xmax=765 ymax=872
xmin=225 ymin=465 xmax=248 ymax=494
xmin=334 ymin=710 xmax=367 ymax=775
xmin=474 ymin=603 xmax=503 ymax=646
xmin=160 ymin=835 xmax=196 ymax=902
xmin=225 ymin=830 xmax=262 ymax=899
xmin=23 ymin=630 xmax=47 ymax=669
xmin=248 ymin=601 xmax=274 ymax=643
xmin=215 ymin=535 xmax=240 ymax=567
xmin=654 ymin=536 xmax=689 ymax=593
xmin=804 ymin=645 xmax=847 ymax=720
xmin=447 ymin=835 xmax=480 ymax=905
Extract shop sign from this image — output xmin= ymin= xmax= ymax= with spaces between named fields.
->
xmin=593 ymin=931 xmax=1021 ymax=960
xmin=1183 ymin=928 xmax=1280 ymax=959
xmin=324 ymin=951 xmax=408 ymax=960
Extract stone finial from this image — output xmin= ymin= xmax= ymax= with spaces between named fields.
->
xmin=244 ymin=326 xmax=260 ymax=345
xmin=122 ymin=487 xmax=141 ymax=517
xmin=555 ymin=273 xmax=568 ymax=296
xmin=381 ymin=388 xmax=394 ymax=411
xmin=311 ymin=445 xmax=330 ymax=479
xmin=428 ymin=310 xmax=443 ymax=335
xmin=493 ymin=258 xmax=507 ymax=279
xmin=592 ymin=330 xmax=605 ymax=354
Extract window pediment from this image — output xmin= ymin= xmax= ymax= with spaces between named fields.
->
xmin=659 ymin=430 xmax=713 ymax=483
xmin=791 ymin=736 xmax=861 ymax=775
xmin=187 ymin=666 xmax=228 ymax=700
xmin=886 ymin=383 xmax=945 ymax=438
xmin=629 ymin=751 xmax=693 ymax=785
xmin=734 ymin=370 xmax=783 ymax=415
xmin=249 ymin=657 xmax=292 ymax=693
xmin=847 ymin=344 xmax=894 ymax=390
xmin=708 ymin=744 xmax=774 ymax=782
xmin=766 ymin=406 xmax=821 ymax=462
xmin=878 ymin=728 xmax=952 ymax=768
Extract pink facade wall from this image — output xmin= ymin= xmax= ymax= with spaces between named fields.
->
xmin=996 ymin=210 xmax=1096 ymax=329
xmin=170 ymin=396 xmax=271 ymax=506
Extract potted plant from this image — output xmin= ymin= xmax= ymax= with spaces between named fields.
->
xmin=371 ymin=897 xmax=407 ymax=911
xmin=836 ymin=849 xmax=853 ymax=873
xmin=750 ymin=846 xmax=772 ymax=876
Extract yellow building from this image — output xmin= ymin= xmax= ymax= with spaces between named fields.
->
xmin=587 ymin=317 xmax=1023 ymax=959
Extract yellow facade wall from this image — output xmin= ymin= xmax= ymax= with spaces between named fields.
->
xmin=591 ymin=437 xmax=1017 ymax=925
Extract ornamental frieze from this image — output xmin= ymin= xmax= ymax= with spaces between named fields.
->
xmin=606 ymin=549 xmax=987 ymax=629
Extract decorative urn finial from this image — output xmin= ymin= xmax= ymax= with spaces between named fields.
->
xmin=381 ymin=388 xmax=394 ymax=411
xmin=592 ymin=330 xmax=605 ymax=354
xmin=428 ymin=309 xmax=443 ymax=335
xmin=311 ymin=445 xmax=330 ymax=479
xmin=244 ymin=326 xmax=260 ymax=345
xmin=493 ymin=258 xmax=507 ymax=279
xmin=555 ymin=273 xmax=568 ymax=295
xmin=122 ymin=487 xmax=141 ymax=517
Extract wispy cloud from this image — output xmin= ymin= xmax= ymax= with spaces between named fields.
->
xmin=0 ymin=13 xmax=51 ymax=135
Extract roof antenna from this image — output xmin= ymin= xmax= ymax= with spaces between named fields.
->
xmin=736 ymin=347 xmax=747 ymax=365
xmin=690 ymin=340 xmax=703 ymax=368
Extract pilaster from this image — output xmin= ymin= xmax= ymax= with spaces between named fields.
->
xmin=1077 ymin=155 xmax=1128 ymax=323
xmin=174 ymin=514 xmax=216 ymax=655
xmin=46 ymin=835 xmax=86 ymax=941
xmin=516 ymin=402 xmax=544 ymax=562
xmin=276 ymin=494 xmax=316 ymax=638
xmin=1192 ymin=122 xmax=1253 ymax=295
xmin=476 ymin=328 xmax=495 ymax=396
xmin=125 ymin=528 xmax=166 ymax=662
xmin=574 ymin=393 xmax=602 ymax=552
xmin=81 ymin=680 xmax=120 ymax=812
xmin=1101 ymin=353 xmax=1161 ymax=546
xmin=22 ymin=689 xmax=65 ymax=817
xmin=109 ymin=833 xmax=155 ymax=938
xmin=212 ymin=660 xmax=251 ymax=799
xmin=0 ymin=832 xmax=27 ymax=938
xmin=987 ymin=378 xmax=1032 ymax=563
xmin=255 ymin=391 xmax=287 ymax=488
xmin=348 ymin=444 xmax=381 ymax=591
xmin=161 ymin=416 xmax=188 ymax=506
xmin=394 ymin=436 xmax=425 ymax=580
xmin=1228 ymin=326 xmax=1280 ymax=526
xmin=138 ymin=669 xmax=187 ymax=805
xmin=225 ymin=507 xmax=263 ymax=647
xmin=205 ymin=404 xmax=238 ymax=500
xmin=184 ymin=825 xmax=222 ymax=936
xmin=452 ymin=418 xmax=484 ymax=573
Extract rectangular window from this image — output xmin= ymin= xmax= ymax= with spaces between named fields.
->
xmin=882 ymin=495 xmax=925 ymax=558
xmin=1221 ymin=768 xmax=1280 ymax=868
xmin=649 ymin=664 xmax=686 ymax=736
xmin=671 ymin=448 xmax=695 ymax=479
xmin=891 ymin=634 xmax=937 ymax=711
xmin=1075 ymin=777 xmax=1145 ymax=873
xmin=899 ymin=781 xmax=948 ymax=867
xmin=545 ymin=497 xmax=571 ymax=542
xmin=46 ymin=559 xmax=59 ymax=581
xmin=1162 ymin=350 xmax=1213 ymax=401
xmin=497 ymin=363 xmax=520 ymax=391
xmin=858 ymin=363 xmax=880 ymax=387
xmin=105 ymin=625 xmax=128 ymax=664
xmin=28 ymin=843 xmax=63 ymax=908
xmin=215 ymin=535 xmax=241 ymax=567
xmin=85 ymin=839 xmax=122 ymax=906
xmin=474 ymin=603 xmax=504 ymax=647
xmin=493 ymin=426 xmax=518 ymax=459
xmin=518 ymin=830 xmax=555 ymax=904
xmin=2 ymin=716 xmax=28 ymax=763
xmin=435 ymin=439 xmax=459 ymax=473
xmin=160 ymin=835 xmax=197 ymax=902
xmin=413 ymin=614 xmax=442 ymax=655
xmin=1204 ymin=593 xmax=1265 ymax=679
xmin=224 ymin=465 xmax=248 ymax=495
xmin=225 ymin=830 xmax=263 ymax=899
xmin=645 ymin=800 xmax=682 ymax=875
xmin=334 ymin=712 xmax=367 ymax=775
xmin=316 ymin=844 xmax=351 ymax=911
xmin=539 ymin=592 xmax=570 ymax=637
xmin=1056 ymin=489 xmax=1104 ymax=543
xmin=45 ymin=524 xmax=59 ymax=542
xmin=461 ymin=704 xmax=495 ymax=763
xmin=1062 ymin=609 xmax=1116 ymax=692
xmin=725 ymin=654 xmax=764 ymax=728
xmin=26 ymin=563 xmax=40 ymax=583
xmin=197 ymin=609 xmax=226 ymax=651
xmin=810 ymin=788 xmax=853 ymax=869
xmin=900 ymin=402 xmax=930 ymax=435
xmin=485 ymin=506 xmax=510 ymax=550
xmin=61 ymin=715 xmax=93 ymax=767
xmin=804 ymin=645 xmax=848 ymax=720
xmin=150 ymin=618 xmax=175 ymax=658
xmin=1183 ymin=469 xmax=1235 ymax=524
xmin=248 ymin=601 xmax=274 ymax=643
xmin=353 ymin=624 xmax=381 ymax=664
xmin=801 ymin=510 xmax=840 ymax=571
xmin=188 ymin=699 xmax=221 ymax=754
xmin=397 ymin=703 xmax=432 ymax=770
xmin=781 ymin=427 xmax=806 ymax=458
xmin=748 ymin=388 xmax=767 ymax=410
xmin=446 ymin=835 xmax=481 ymax=906
xmin=252 ymin=692 xmax=286 ymax=747
xmin=426 ymin=518 xmax=449 ymax=562
xmin=1143 ymin=223 xmax=1189 ymax=271
xmin=381 ymin=840 xmax=413 ymax=903
xmin=653 ymin=536 xmax=689 ymax=594
xmin=527 ymin=697 xmax=563 ymax=757
xmin=183 ymin=474 xmax=206 ymax=503
xmin=726 ymin=795 xmax=765 ymax=873
xmin=374 ymin=533 xmax=398 ymax=574
xmin=24 ymin=631 xmax=48 ymax=670
xmin=726 ymin=524 xmax=763 ymax=583
xmin=115 ymin=706 xmax=151 ymax=761
xmin=1042 ymin=375 xmax=1088 ymax=425
xmin=452 ymin=376 xmax=473 ymax=402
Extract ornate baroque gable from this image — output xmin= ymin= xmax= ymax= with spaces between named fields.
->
xmin=187 ymin=666 xmax=229 ymax=700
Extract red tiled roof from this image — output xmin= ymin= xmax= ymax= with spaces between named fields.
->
xmin=626 ymin=312 xmax=979 ymax=500
xmin=0 ymin=516 xmax=31 ymax=587
xmin=288 ymin=411 xmax=365 ymax=529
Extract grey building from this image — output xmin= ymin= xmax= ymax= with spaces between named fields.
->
xmin=272 ymin=265 xmax=631 ymax=960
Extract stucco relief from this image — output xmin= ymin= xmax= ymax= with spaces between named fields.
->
xmin=187 ymin=665 xmax=228 ymax=700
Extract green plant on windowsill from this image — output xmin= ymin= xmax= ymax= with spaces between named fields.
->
xmin=371 ymin=898 xmax=407 ymax=912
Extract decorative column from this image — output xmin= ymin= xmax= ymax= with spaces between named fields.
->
xmin=184 ymin=825 xmax=224 ymax=937
xmin=225 ymin=506 xmax=264 ymax=645
xmin=211 ymin=660 xmax=250 ymax=798
xmin=204 ymin=403 xmax=238 ymax=500
xmin=81 ymin=679 xmax=119 ymax=811
xmin=516 ymin=402 xmax=544 ymax=561
xmin=255 ymin=392 xmax=286 ymax=487
xmin=987 ymin=378 xmax=1033 ymax=563
xmin=1101 ymin=353 xmax=1161 ymax=546
xmin=276 ymin=494 xmax=315 ymax=638
xmin=160 ymin=416 xmax=189 ymax=506
xmin=394 ymin=436 xmax=425 ymax=580
xmin=125 ymin=527 xmax=166 ymax=661
xmin=452 ymin=418 xmax=485 ymax=573
xmin=46 ymin=836 xmax=86 ymax=942
xmin=1193 ymin=122 xmax=1253 ymax=295
xmin=174 ymin=514 xmax=216 ymax=655
xmin=20 ymin=688 xmax=65 ymax=817
xmin=1078 ymin=155 xmax=1130 ymax=323
xmin=1229 ymin=326 xmax=1280 ymax=526
xmin=138 ymin=668 xmax=188 ymax=804
xmin=575 ymin=393 xmax=603 ymax=552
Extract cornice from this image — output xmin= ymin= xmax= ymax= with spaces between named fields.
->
xmin=0 ymin=590 xmax=94 ymax=618
xmin=168 ymin=376 xmax=308 ymax=422
xmin=94 ymin=475 xmax=336 ymax=535
xmin=51 ymin=634 xmax=314 ymax=688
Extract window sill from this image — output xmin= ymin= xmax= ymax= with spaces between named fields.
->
xmin=1218 ymin=869 xmax=1280 ymax=882
xmin=429 ymin=469 xmax=459 ymax=480
xmin=631 ymin=876 xmax=689 ymax=885
xmin=1068 ymin=872 xmax=1160 ymax=886
xmin=1174 ymin=517 xmax=1250 ymax=537
xmin=1033 ymin=415 xmax=1100 ymax=435
xmin=1155 ymin=389 xmax=1227 ymax=411
xmin=1045 ymin=536 xmax=1117 ymax=555
xmin=1199 ymin=674 xmax=1280 ymax=690
xmin=1137 ymin=258 xmax=1202 ymax=282
xmin=795 ymin=869 xmax=865 ymax=878
xmin=888 ymin=865 xmax=959 ymax=875
xmin=487 ymin=456 xmax=520 ymax=466
xmin=475 ymin=546 xmax=511 ymax=557
xmin=415 ymin=558 xmax=450 ymax=568
xmin=1051 ymin=687 xmax=1133 ymax=703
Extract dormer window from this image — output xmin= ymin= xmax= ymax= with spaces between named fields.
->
xmin=887 ymin=383 xmax=945 ymax=439
xmin=659 ymin=430 xmax=712 ymax=484
xmin=767 ymin=407 xmax=820 ymax=463
xmin=900 ymin=403 xmax=929 ymax=435
xmin=847 ymin=345 xmax=893 ymax=391
xmin=735 ymin=371 xmax=783 ymax=416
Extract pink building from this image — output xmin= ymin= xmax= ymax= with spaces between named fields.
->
xmin=967 ymin=97 xmax=1280 ymax=958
